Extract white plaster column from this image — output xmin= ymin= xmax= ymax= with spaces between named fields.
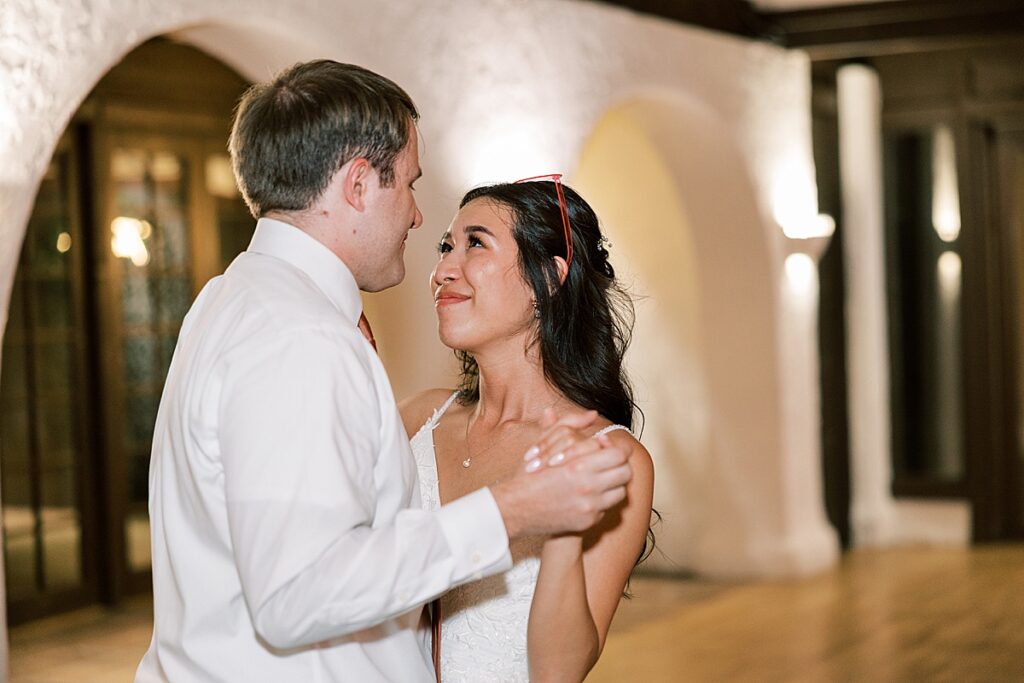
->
xmin=770 ymin=238 xmax=840 ymax=573
xmin=837 ymin=64 xmax=897 ymax=546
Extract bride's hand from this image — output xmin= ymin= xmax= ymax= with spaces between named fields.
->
xmin=523 ymin=408 xmax=608 ymax=473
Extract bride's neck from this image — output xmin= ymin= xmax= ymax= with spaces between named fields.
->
xmin=472 ymin=342 xmax=564 ymax=427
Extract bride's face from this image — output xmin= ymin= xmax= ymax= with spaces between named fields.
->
xmin=430 ymin=199 xmax=536 ymax=352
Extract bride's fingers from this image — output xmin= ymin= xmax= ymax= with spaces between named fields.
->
xmin=525 ymin=436 xmax=622 ymax=474
xmin=540 ymin=430 xmax=617 ymax=468
xmin=524 ymin=410 xmax=598 ymax=459
xmin=532 ymin=433 xmax=589 ymax=467
xmin=547 ymin=435 xmax=605 ymax=466
xmin=523 ymin=424 xmax=585 ymax=462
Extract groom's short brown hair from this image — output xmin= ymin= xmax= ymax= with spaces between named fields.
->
xmin=229 ymin=60 xmax=419 ymax=218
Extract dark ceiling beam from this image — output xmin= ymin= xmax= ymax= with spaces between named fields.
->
xmin=594 ymin=0 xmax=1024 ymax=60
xmin=760 ymin=0 xmax=1024 ymax=58
xmin=592 ymin=0 xmax=766 ymax=38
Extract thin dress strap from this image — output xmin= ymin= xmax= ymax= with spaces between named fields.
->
xmin=423 ymin=391 xmax=461 ymax=431
xmin=594 ymin=424 xmax=633 ymax=438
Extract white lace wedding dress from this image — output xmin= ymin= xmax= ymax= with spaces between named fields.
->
xmin=410 ymin=392 xmax=629 ymax=682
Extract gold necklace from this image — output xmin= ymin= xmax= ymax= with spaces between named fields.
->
xmin=460 ymin=399 xmax=561 ymax=469
xmin=461 ymin=412 xmax=510 ymax=469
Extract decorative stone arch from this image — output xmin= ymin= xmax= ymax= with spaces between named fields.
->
xmin=574 ymin=92 xmax=838 ymax=577
xmin=1 ymin=5 xmax=337 ymax=311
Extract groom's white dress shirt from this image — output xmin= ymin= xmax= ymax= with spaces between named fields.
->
xmin=136 ymin=218 xmax=512 ymax=682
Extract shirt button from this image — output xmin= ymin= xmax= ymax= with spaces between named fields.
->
xmin=471 ymin=551 xmax=482 ymax=565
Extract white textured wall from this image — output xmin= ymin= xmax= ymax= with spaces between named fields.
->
xmin=0 ymin=0 xmax=837 ymax=667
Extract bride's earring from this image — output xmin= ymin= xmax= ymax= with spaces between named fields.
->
xmin=532 ymin=302 xmax=540 ymax=319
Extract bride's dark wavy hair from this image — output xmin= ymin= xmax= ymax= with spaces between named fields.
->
xmin=456 ymin=181 xmax=657 ymax=571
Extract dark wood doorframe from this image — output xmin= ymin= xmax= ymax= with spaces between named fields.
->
xmin=961 ymin=119 xmax=1024 ymax=542
xmin=811 ymin=63 xmax=852 ymax=548
xmin=969 ymin=123 xmax=1024 ymax=540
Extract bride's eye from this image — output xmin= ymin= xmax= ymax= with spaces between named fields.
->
xmin=437 ymin=240 xmax=452 ymax=254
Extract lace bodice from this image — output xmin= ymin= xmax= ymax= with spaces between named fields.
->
xmin=410 ymin=392 xmax=630 ymax=682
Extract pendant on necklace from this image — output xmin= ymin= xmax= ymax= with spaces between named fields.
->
xmin=462 ymin=458 xmax=472 ymax=468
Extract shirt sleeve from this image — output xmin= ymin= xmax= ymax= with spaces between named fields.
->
xmin=219 ymin=325 xmax=511 ymax=650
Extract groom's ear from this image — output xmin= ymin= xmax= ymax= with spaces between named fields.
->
xmin=341 ymin=158 xmax=372 ymax=212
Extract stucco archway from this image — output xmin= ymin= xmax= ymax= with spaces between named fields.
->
xmin=575 ymin=95 xmax=838 ymax=577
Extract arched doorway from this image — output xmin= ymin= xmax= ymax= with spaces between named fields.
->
xmin=575 ymin=97 xmax=838 ymax=576
xmin=0 ymin=38 xmax=251 ymax=624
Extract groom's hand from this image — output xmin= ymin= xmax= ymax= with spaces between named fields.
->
xmin=489 ymin=430 xmax=632 ymax=539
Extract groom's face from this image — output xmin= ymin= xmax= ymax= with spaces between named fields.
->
xmin=358 ymin=125 xmax=423 ymax=292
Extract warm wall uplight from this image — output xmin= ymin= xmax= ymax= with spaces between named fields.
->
xmin=456 ymin=117 xmax=558 ymax=187
xmin=56 ymin=231 xmax=72 ymax=253
xmin=771 ymin=158 xmax=834 ymax=239
xmin=784 ymin=253 xmax=816 ymax=291
xmin=938 ymin=249 xmax=962 ymax=285
xmin=781 ymin=213 xmax=836 ymax=240
xmin=110 ymin=216 xmax=152 ymax=266
xmin=932 ymin=126 xmax=961 ymax=243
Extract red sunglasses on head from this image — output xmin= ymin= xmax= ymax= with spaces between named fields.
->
xmin=513 ymin=173 xmax=573 ymax=266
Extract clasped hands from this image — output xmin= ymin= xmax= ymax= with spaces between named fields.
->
xmin=492 ymin=409 xmax=632 ymax=539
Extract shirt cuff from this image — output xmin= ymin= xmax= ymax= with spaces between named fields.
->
xmin=435 ymin=487 xmax=512 ymax=583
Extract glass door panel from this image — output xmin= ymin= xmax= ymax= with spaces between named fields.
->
xmin=884 ymin=124 xmax=966 ymax=494
xmin=107 ymin=145 xmax=194 ymax=574
xmin=0 ymin=149 xmax=91 ymax=617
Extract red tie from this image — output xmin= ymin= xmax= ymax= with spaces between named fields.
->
xmin=357 ymin=312 xmax=377 ymax=351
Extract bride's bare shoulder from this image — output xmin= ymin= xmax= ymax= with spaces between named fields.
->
xmin=398 ymin=388 xmax=459 ymax=437
xmin=590 ymin=418 xmax=653 ymax=480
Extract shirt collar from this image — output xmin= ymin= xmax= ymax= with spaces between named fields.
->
xmin=247 ymin=217 xmax=363 ymax=326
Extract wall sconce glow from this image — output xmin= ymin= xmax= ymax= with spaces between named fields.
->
xmin=781 ymin=213 xmax=836 ymax=240
xmin=110 ymin=216 xmax=152 ymax=266
xmin=932 ymin=126 xmax=961 ymax=243
xmin=771 ymin=159 xmax=833 ymax=239
xmin=56 ymin=231 xmax=72 ymax=253
xmin=937 ymin=250 xmax=962 ymax=284
xmin=784 ymin=252 xmax=816 ymax=291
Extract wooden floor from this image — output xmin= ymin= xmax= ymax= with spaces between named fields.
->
xmin=8 ymin=546 xmax=1024 ymax=682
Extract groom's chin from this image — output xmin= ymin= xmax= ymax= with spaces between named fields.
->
xmin=364 ymin=264 xmax=406 ymax=293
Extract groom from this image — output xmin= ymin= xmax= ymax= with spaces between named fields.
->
xmin=135 ymin=60 xmax=632 ymax=682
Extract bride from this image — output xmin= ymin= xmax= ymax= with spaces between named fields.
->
xmin=400 ymin=177 xmax=655 ymax=682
